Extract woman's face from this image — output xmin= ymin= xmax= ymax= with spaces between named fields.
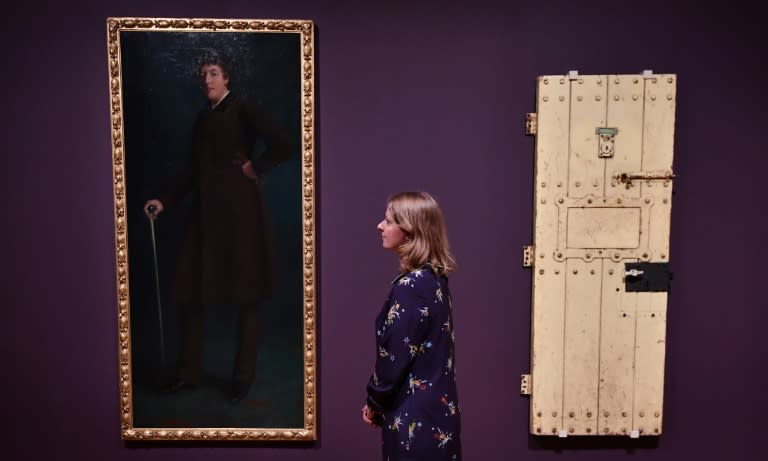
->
xmin=377 ymin=208 xmax=407 ymax=251
xmin=200 ymin=64 xmax=229 ymax=103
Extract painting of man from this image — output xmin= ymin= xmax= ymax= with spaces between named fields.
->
xmin=117 ymin=28 xmax=307 ymax=431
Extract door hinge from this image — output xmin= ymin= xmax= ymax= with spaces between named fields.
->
xmin=520 ymin=374 xmax=531 ymax=395
xmin=523 ymin=245 xmax=534 ymax=268
xmin=526 ymin=113 xmax=537 ymax=135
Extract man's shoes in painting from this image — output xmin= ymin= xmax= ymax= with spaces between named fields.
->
xmin=160 ymin=378 xmax=196 ymax=394
xmin=230 ymin=382 xmax=251 ymax=404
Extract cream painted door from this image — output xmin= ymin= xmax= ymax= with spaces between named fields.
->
xmin=524 ymin=72 xmax=676 ymax=437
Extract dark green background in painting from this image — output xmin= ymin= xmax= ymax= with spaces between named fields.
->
xmin=120 ymin=30 xmax=303 ymax=428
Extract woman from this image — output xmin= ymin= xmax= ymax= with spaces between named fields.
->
xmin=363 ymin=191 xmax=462 ymax=460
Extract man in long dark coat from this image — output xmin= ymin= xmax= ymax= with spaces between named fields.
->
xmin=144 ymin=50 xmax=292 ymax=403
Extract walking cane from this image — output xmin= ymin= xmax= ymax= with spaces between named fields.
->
xmin=147 ymin=205 xmax=167 ymax=372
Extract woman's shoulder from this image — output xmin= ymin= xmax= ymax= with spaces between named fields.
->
xmin=392 ymin=265 xmax=445 ymax=293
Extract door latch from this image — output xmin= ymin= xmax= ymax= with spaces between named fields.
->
xmin=615 ymin=170 xmax=676 ymax=188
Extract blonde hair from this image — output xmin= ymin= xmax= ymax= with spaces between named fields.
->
xmin=387 ymin=191 xmax=456 ymax=275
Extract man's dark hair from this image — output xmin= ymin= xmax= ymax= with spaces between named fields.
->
xmin=197 ymin=49 xmax=233 ymax=81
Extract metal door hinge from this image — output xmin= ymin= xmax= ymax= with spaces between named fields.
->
xmin=526 ymin=113 xmax=537 ymax=135
xmin=523 ymin=245 xmax=534 ymax=268
xmin=521 ymin=374 xmax=531 ymax=395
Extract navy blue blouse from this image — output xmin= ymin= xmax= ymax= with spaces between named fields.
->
xmin=367 ymin=266 xmax=462 ymax=460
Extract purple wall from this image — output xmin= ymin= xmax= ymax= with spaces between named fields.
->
xmin=3 ymin=0 xmax=766 ymax=459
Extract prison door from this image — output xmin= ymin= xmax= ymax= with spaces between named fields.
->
xmin=523 ymin=72 xmax=676 ymax=437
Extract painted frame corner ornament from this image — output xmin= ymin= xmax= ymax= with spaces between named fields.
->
xmin=107 ymin=17 xmax=316 ymax=441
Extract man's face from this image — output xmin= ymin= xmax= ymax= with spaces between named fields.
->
xmin=200 ymin=64 xmax=229 ymax=103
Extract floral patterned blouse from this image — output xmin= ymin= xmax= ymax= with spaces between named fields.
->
xmin=366 ymin=265 xmax=462 ymax=460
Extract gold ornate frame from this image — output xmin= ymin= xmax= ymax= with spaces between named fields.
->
xmin=107 ymin=17 xmax=316 ymax=441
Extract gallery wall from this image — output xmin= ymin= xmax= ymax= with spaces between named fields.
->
xmin=2 ymin=0 xmax=766 ymax=459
